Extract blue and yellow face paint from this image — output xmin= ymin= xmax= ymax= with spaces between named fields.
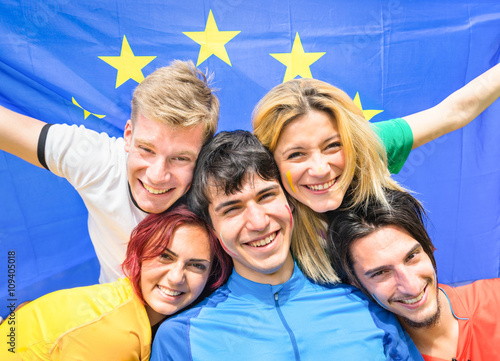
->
xmin=285 ymin=171 xmax=296 ymax=193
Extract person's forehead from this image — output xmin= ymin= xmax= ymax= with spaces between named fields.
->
xmin=351 ymin=226 xmax=420 ymax=271
xmin=170 ymin=224 xmax=212 ymax=259
xmin=208 ymin=174 xmax=282 ymax=205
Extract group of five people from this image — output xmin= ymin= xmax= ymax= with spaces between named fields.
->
xmin=1 ymin=58 xmax=499 ymax=360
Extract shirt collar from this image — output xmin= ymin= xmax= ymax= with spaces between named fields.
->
xmin=226 ymin=261 xmax=306 ymax=305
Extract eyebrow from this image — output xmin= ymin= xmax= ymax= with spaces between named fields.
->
xmin=362 ymin=243 xmax=422 ymax=277
xmin=213 ymin=184 xmax=280 ymax=213
xmin=135 ymin=138 xmax=197 ymax=157
xmin=281 ymin=134 xmax=341 ymax=154
xmin=135 ymin=138 xmax=155 ymax=149
xmin=163 ymin=248 xmax=211 ymax=263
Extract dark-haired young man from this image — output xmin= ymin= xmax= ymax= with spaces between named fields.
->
xmin=150 ymin=130 xmax=422 ymax=360
xmin=327 ymin=189 xmax=500 ymax=361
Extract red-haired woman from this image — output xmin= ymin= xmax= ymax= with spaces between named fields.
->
xmin=1 ymin=205 xmax=231 ymax=361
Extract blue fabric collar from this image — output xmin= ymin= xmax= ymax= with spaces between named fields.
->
xmin=226 ymin=261 xmax=306 ymax=305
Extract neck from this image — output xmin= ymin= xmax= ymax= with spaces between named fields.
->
xmin=402 ymin=288 xmax=459 ymax=359
xmin=236 ymin=252 xmax=295 ymax=285
xmin=145 ymin=304 xmax=166 ymax=327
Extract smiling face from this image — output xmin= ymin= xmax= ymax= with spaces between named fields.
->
xmin=140 ymin=224 xmax=213 ymax=325
xmin=124 ymin=112 xmax=205 ymax=213
xmin=208 ymin=175 xmax=294 ymax=285
xmin=350 ymin=225 xmax=440 ymax=328
xmin=273 ymin=110 xmax=347 ymax=213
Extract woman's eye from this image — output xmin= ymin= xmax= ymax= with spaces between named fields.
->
xmin=325 ymin=142 xmax=342 ymax=151
xmin=191 ymin=263 xmax=207 ymax=271
xmin=160 ymin=253 xmax=173 ymax=261
xmin=286 ymin=152 xmax=303 ymax=160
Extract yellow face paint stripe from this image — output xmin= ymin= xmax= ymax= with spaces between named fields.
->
xmin=285 ymin=171 xmax=296 ymax=193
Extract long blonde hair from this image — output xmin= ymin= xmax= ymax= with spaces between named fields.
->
xmin=253 ymin=78 xmax=404 ymax=284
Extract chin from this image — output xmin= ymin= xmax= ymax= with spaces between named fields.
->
xmin=400 ymin=303 xmax=441 ymax=329
xmin=310 ymin=200 xmax=342 ymax=213
xmin=137 ymin=195 xmax=175 ymax=214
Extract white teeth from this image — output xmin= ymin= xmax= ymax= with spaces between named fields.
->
xmin=399 ymin=290 xmax=424 ymax=304
xmin=306 ymin=178 xmax=336 ymax=191
xmin=143 ymin=183 xmax=170 ymax=194
xmin=157 ymin=285 xmax=182 ymax=297
xmin=248 ymin=232 xmax=276 ymax=247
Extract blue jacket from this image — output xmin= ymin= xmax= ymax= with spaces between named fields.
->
xmin=151 ymin=263 xmax=422 ymax=361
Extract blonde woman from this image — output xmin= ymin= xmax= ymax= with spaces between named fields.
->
xmin=252 ymin=63 xmax=500 ymax=284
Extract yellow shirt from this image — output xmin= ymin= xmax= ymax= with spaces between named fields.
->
xmin=0 ymin=278 xmax=151 ymax=360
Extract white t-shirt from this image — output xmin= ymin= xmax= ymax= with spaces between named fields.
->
xmin=40 ymin=124 xmax=147 ymax=283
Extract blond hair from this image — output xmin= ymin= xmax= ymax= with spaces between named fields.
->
xmin=253 ymin=78 xmax=404 ymax=284
xmin=131 ymin=60 xmax=219 ymax=143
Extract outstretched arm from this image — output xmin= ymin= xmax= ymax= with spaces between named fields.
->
xmin=0 ymin=105 xmax=46 ymax=168
xmin=403 ymin=63 xmax=500 ymax=149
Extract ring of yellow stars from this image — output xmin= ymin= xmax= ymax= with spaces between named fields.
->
xmin=353 ymin=92 xmax=383 ymax=121
xmin=183 ymin=10 xmax=240 ymax=66
xmin=98 ymin=35 xmax=156 ymax=88
xmin=72 ymin=97 xmax=106 ymax=120
xmin=270 ymin=32 xmax=325 ymax=83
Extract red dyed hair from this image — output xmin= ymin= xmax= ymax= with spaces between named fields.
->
xmin=122 ymin=205 xmax=232 ymax=303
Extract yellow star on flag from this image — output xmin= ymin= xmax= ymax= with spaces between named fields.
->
xmin=353 ymin=92 xmax=383 ymax=121
xmin=183 ymin=10 xmax=240 ymax=66
xmin=270 ymin=33 xmax=325 ymax=83
xmin=98 ymin=35 xmax=156 ymax=88
xmin=72 ymin=97 xmax=106 ymax=120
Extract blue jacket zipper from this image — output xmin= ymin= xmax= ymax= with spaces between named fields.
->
xmin=274 ymin=292 xmax=301 ymax=361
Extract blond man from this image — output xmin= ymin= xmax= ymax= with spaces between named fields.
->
xmin=0 ymin=60 xmax=219 ymax=283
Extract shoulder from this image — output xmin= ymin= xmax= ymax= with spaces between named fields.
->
xmin=12 ymin=279 xmax=151 ymax=359
xmin=168 ymin=286 xmax=232 ymax=324
xmin=300 ymin=281 xmax=396 ymax=321
xmin=152 ymin=288 xmax=232 ymax=360
xmin=37 ymin=279 xmax=137 ymax=316
xmin=44 ymin=124 xmax=129 ymax=196
xmin=46 ymin=123 xmax=125 ymax=157
xmin=161 ymin=286 xmax=234 ymax=327
xmin=369 ymin=118 xmax=408 ymax=131
xmin=305 ymin=280 xmax=371 ymax=302
xmin=443 ymin=278 xmax=500 ymax=309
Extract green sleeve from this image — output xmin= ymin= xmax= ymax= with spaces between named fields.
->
xmin=370 ymin=118 xmax=413 ymax=174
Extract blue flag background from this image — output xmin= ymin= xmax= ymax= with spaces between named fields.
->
xmin=1 ymin=0 xmax=499 ymax=316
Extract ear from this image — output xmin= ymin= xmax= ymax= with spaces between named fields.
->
xmin=124 ymin=120 xmax=133 ymax=152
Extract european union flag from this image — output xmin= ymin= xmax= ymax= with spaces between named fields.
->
xmin=1 ymin=0 xmax=499 ymax=314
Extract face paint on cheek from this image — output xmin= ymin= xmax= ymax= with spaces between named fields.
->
xmin=219 ymin=231 xmax=238 ymax=258
xmin=285 ymin=171 xmax=296 ymax=193
xmin=285 ymin=204 xmax=293 ymax=230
